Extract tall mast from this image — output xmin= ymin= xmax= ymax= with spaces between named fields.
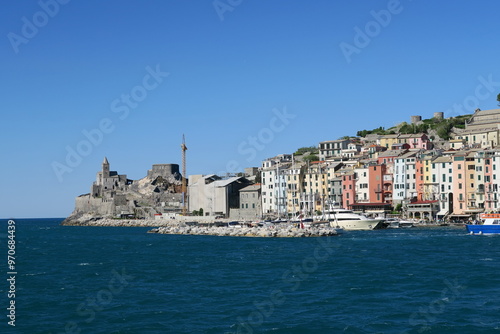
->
xmin=181 ymin=134 xmax=188 ymax=215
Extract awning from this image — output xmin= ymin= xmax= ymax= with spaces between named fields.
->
xmin=448 ymin=214 xmax=471 ymax=217
xmin=464 ymin=209 xmax=484 ymax=214
xmin=436 ymin=209 xmax=448 ymax=217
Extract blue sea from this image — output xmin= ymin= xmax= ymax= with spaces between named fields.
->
xmin=1 ymin=218 xmax=500 ymax=334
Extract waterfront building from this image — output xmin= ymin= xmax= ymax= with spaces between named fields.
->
xmin=260 ymin=155 xmax=292 ymax=217
xmin=472 ymin=151 xmax=486 ymax=213
xmin=285 ymin=162 xmax=304 ymax=216
xmin=341 ymin=170 xmax=356 ymax=209
xmin=301 ymin=161 xmax=328 ymax=215
xmin=229 ymin=184 xmax=262 ymax=221
xmin=354 ymin=166 xmax=369 ymax=203
xmin=450 ymin=151 xmax=469 ymax=219
xmin=484 ymin=150 xmax=500 ymax=211
xmin=329 ymin=176 xmax=343 ymax=207
xmin=188 ymin=174 xmax=251 ymax=218
xmin=393 ymin=151 xmax=418 ymax=205
xmin=430 ymin=155 xmax=454 ymax=219
xmin=406 ymin=200 xmax=439 ymax=220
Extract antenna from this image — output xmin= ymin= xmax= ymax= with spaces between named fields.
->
xmin=181 ymin=134 xmax=188 ymax=215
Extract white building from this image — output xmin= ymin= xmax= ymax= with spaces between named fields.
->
xmin=431 ymin=155 xmax=454 ymax=217
xmin=354 ymin=166 xmax=369 ymax=203
xmin=260 ymin=155 xmax=291 ymax=217
xmin=393 ymin=152 xmax=417 ymax=204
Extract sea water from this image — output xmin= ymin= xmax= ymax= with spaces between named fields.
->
xmin=1 ymin=218 xmax=500 ymax=334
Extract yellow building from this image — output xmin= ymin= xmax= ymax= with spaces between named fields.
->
xmin=379 ymin=134 xmax=399 ymax=149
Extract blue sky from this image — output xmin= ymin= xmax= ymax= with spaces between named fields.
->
xmin=1 ymin=0 xmax=500 ymax=218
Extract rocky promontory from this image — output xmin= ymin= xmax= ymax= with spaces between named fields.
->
xmin=61 ymin=213 xmax=340 ymax=237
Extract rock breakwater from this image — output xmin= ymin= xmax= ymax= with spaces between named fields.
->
xmin=148 ymin=225 xmax=339 ymax=237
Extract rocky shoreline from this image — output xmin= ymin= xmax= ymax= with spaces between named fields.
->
xmin=148 ymin=225 xmax=340 ymax=238
xmin=61 ymin=215 xmax=168 ymax=227
xmin=61 ymin=215 xmax=339 ymax=237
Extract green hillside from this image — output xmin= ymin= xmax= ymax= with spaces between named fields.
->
xmin=356 ymin=114 xmax=472 ymax=140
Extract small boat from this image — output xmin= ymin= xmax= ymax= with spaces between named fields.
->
xmin=399 ymin=220 xmax=414 ymax=228
xmin=466 ymin=213 xmax=500 ymax=235
xmin=385 ymin=218 xmax=414 ymax=229
xmin=386 ymin=218 xmax=400 ymax=228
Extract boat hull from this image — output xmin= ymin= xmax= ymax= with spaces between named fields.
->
xmin=466 ymin=224 xmax=500 ymax=235
xmin=330 ymin=219 xmax=386 ymax=231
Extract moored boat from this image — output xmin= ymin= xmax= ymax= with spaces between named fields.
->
xmin=466 ymin=213 xmax=500 ymax=235
xmin=315 ymin=208 xmax=386 ymax=230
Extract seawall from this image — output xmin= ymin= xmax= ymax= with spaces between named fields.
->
xmin=148 ymin=225 xmax=339 ymax=237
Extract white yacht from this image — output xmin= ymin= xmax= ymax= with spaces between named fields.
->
xmin=315 ymin=208 xmax=387 ymax=230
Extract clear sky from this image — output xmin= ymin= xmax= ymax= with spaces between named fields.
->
xmin=1 ymin=0 xmax=500 ymax=218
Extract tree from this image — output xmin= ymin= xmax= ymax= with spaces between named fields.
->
xmin=254 ymin=171 xmax=261 ymax=184
xmin=294 ymin=146 xmax=318 ymax=156
xmin=497 ymin=93 xmax=500 ymax=106
xmin=303 ymin=154 xmax=319 ymax=162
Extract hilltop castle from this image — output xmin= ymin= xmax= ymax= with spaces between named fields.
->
xmin=67 ymin=158 xmax=184 ymax=221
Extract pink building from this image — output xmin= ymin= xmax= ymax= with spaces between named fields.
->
xmin=398 ymin=134 xmax=433 ymax=150
xmin=451 ymin=152 xmax=467 ymax=217
xmin=342 ymin=171 xmax=356 ymax=209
